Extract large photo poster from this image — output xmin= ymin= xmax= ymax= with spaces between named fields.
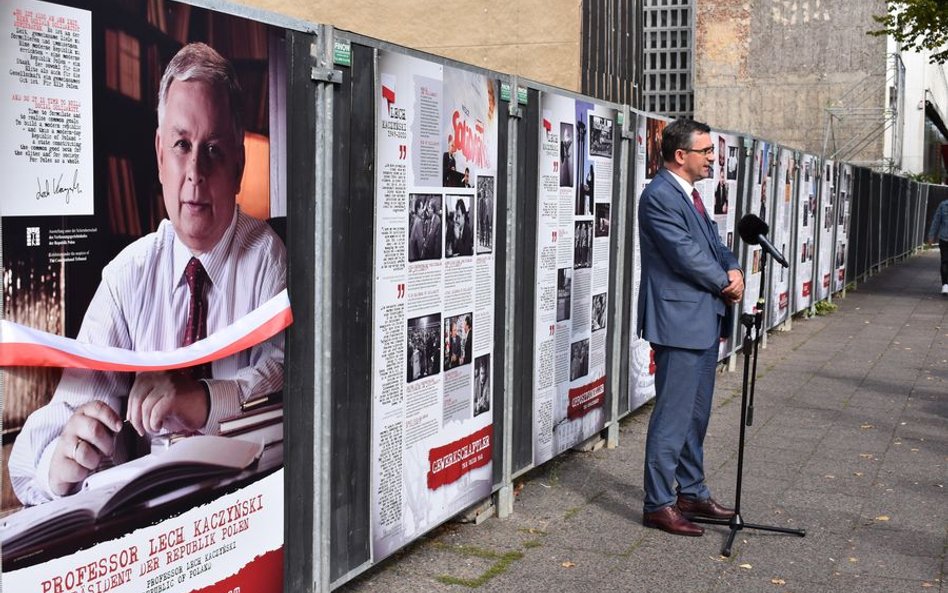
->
xmin=626 ymin=114 xmax=665 ymax=412
xmin=742 ymin=140 xmax=773 ymax=315
xmin=768 ymin=147 xmax=795 ymax=327
xmin=371 ymin=51 xmax=498 ymax=561
xmin=816 ymin=158 xmax=836 ymax=301
xmin=833 ymin=163 xmax=852 ymax=293
xmin=695 ymin=130 xmax=740 ymax=356
xmin=532 ymin=92 xmax=615 ymax=465
xmin=1 ymin=1 xmax=289 ymax=592
xmin=793 ymin=153 xmax=817 ymax=312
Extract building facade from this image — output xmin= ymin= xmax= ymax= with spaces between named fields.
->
xmin=238 ymin=0 xmax=945 ymax=177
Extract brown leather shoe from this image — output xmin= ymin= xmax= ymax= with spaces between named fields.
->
xmin=676 ymin=496 xmax=735 ymax=520
xmin=643 ymin=505 xmax=704 ymax=536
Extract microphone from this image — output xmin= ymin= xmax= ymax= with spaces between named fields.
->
xmin=738 ymin=214 xmax=789 ymax=268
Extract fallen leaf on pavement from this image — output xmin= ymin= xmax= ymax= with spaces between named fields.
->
xmin=860 ymin=424 xmax=874 ymax=429
xmin=874 ymin=515 xmax=890 ymax=522
xmin=561 ymin=561 xmax=575 ymax=568
xmin=739 ymin=563 xmax=753 ymax=570
xmin=771 ymin=577 xmax=787 ymax=585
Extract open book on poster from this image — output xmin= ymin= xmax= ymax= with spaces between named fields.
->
xmin=0 ymin=436 xmax=263 ymax=558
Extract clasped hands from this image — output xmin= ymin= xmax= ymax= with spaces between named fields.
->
xmin=49 ymin=370 xmax=209 ymax=496
xmin=721 ymin=269 xmax=744 ymax=305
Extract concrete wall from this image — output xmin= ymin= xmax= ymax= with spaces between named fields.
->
xmin=233 ymin=0 xmax=583 ymax=92
xmin=694 ymin=0 xmax=888 ymax=160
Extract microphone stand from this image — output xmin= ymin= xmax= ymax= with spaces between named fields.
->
xmin=691 ymin=250 xmax=806 ymax=557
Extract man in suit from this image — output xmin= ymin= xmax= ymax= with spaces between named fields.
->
xmin=637 ymin=118 xmax=744 ymax=536
xmin=462 ymin=316 xmax=472 ymax=365
xmin=10 ymin=43 xmax=285 ymax=504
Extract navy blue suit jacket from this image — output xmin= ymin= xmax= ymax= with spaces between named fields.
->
xmin=637 ymin=168 xmax=741 ymax=350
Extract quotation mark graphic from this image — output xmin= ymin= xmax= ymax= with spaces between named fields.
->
xmin=549 ymin=324 xmax=555 ymax=336
xmin=398 ymin=145 xmax=407 ymax=160
xmin=553 ymin=161 xmax=559 ymax=173
xmin=552 ymin=231 xmax=558 ymax=242
xmin=396 ymin=283 xmax=406 ymax=298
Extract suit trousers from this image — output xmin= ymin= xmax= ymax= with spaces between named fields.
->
xmin=643 ymin=341 xmax=719 ymax=513
xmin=939 ymin=239 xmax=948 ymax=285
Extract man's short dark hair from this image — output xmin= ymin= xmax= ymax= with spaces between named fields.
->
xmin=661 ymin=118 xmax=712 ymax=162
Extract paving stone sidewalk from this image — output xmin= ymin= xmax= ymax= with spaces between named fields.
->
xmin=340 ymin=250 xmax=947 ymax=593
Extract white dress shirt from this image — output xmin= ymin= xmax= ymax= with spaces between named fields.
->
xmin=9 ymin=209 xmax=286 ymax=505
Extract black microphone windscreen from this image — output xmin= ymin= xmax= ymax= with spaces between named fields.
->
xmin=738 ymin=214 xmax=769 ymax=245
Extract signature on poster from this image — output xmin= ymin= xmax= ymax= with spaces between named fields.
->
xmin=35 ymin=169 xmax=81 ymax=203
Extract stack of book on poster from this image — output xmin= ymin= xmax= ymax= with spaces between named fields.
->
xmin=219 ymin=394 xmax=283 ymax=447
xmin=0 ymin=436 xmax=264 ymax=559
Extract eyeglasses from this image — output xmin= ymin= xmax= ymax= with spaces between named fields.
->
xmin=681 ymin=146 xmax=715 ymax=155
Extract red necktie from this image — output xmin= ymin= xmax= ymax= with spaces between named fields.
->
xmin=183 ymin=257 xmax=210 ymax=377
xmin=691 ymin=189 xmax=708 ymax=219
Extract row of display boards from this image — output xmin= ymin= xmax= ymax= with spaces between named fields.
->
xmin=0 ymin=1 xmax=935 ymax=592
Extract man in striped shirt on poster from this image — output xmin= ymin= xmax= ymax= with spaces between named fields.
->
xmin=9 ymin=43 xmax=286 ymax=505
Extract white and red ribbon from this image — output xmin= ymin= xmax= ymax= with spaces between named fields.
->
xmin=0 ymin=290 xmax=292 ymax=371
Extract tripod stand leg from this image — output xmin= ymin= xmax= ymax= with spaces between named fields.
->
xmin=742 ymin=522 xmax=806 ymax=537
xmin=722 ymin=527 xmax=740 ymax=557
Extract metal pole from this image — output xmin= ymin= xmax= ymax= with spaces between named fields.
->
xmin=809 ymin=159 xmax=822 ymax=317
xmin=311 ymin=25 xmax=335 ymax=593
xmin=607 ymin=105 xmax=632 ymax=448
xmin=497 ymin=77 xmax=522 ymax=519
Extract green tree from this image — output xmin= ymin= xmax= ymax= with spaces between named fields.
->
xmin=871 ymin=0 xmax=948 ymax=64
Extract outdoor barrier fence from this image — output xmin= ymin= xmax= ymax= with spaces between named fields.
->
xmin=0 ymin=2 xmax=939 ymax=593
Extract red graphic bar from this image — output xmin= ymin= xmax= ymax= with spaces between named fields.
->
xmin=427 ymin=425 xmax=493 ymax=490
xmin=567 ymin=376 xmax=606 ymax=420
xmin=192 ymin=548 xmax=283 ymax=593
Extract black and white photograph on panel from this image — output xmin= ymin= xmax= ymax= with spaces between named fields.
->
xmin=557 ymin=267 xmax=572 ymax=322
xmin=824 ymin=204 xmax=833 ymax=230
xmin=591 ymin=292 xmax=607 ymax=332
xmin=595 ymin=202 xmax=610 ymax=238
xmin=407 ymin=313 xmax=442 ymax=382
xmin=714 ymin=177 xmax=729 ymax=215
xmin=476 ymin=175 xmax=494 ymax=254
xmin=727 ymin=146 xmax=739 ymax=180
xmin=576 ymin=162 xmax=594 ymax=216
xmin=408 ymin=193 xmax=443 ymax=262
xmin=838 ymin=192 xmax=847 ymax=225
xmin=559 ymin=122 xmax=574 ymax=187
xmin=569 ymin=338 xmax=590 ymax=382
xmin=473 ymin=354 xmax=491 ymax=418
xmin=443 ymin=312 xmax=473 ymax=371
xmin=445 ymin=194 xmax=474 ymax=257
xmin=574 ymin=221 xmax=593 ymax=269
xmin=589 ymin=114 xmax=614 ymax=158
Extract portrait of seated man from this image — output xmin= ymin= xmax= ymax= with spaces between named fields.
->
xmin=9 ymin=42 xmax=286 ymax=506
